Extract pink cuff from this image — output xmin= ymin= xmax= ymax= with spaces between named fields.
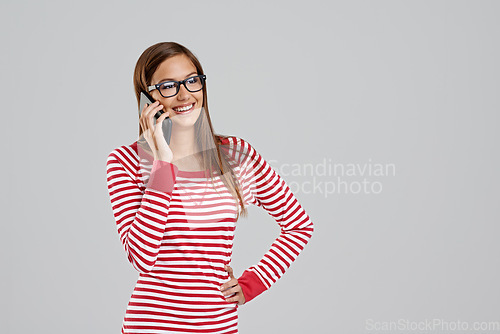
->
xmin=237 ymin=269 xmax=267 ymax=304
xmin=146 ymin=160 xmax=179 ymax=193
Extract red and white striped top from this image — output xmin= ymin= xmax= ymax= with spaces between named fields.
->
xmin=106 ymin=135 xmax=314 ymax=334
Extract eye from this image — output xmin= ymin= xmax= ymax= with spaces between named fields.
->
xmin=159 ymin=81 xmax=177 ymax=90
xmin=186 ymin=76 xmax=199 ymax=84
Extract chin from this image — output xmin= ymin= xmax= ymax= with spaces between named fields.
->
xmin=171 ymin=107 xmax=202 ymax=127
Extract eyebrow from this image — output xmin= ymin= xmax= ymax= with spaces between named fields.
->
xmin=156 ymin=72 xmax=198 ymax=84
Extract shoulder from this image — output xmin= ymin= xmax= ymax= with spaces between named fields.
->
xmin=216 ymin=134 xmax=247 ymax=148
xmin=216 ymin=134 xmax=259 ymax=164
xmin=107 ymin=141 xmax=139 ymax=161
xmin=106 ymin=141 xmax=140 ymax=173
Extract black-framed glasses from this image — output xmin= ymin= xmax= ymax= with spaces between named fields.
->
xmin=148 ymin=74 xmax=207 ymax=98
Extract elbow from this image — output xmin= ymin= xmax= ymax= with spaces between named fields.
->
xmin=305 ymin=217 xmax=314 ymax=238
xmin=127 ymin=253 xmax=157 ymax=273
xmin=125 ymin=244 xmax=158 ymax=273
xmin=303 ymin=219 xmax=314 ymax=244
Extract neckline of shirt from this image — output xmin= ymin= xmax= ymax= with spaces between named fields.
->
xmin=177 ymin=169 xmax=213 ymax=177
xmin=132 ymin=141 xmax=219 ymax=178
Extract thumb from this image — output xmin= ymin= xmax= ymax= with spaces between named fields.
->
xmin=156 ymin=111 xmax=170 ymax=126
xmin=224 ymin=265 xmax=235 ymax=278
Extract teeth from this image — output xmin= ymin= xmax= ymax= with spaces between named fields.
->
xmin=174 ymin=104 xmax=193 ymax=112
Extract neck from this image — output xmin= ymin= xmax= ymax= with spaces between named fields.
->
xmin=169 ymin=126 xmax=199 ymax=160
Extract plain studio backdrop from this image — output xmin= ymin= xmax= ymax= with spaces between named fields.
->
xmin=1 ymin=1 xmax=499 ymax=333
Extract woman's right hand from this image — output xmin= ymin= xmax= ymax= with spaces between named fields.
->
xmin=139 ymin=101 xmax=173 ymax=162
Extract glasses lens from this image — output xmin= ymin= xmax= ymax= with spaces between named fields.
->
xmin=185 ymin=76 xmax=204 ymax=92
xmin=159 ymin=81 xmax=179 ymax=97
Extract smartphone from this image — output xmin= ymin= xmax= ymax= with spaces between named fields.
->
xmin=139 ymin=91 xmax=172 ymax=145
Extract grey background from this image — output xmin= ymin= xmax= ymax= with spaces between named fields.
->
xmin=1 ymin=1 xmax=499 ymax=333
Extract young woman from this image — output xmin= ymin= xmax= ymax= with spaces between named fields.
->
xmin=106 ymin=42 xmax=314 ymax=334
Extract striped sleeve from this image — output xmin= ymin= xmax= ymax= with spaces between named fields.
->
xmin=234 ymin=138 xmax=314 ymax=303
xmin=106 ymin=146 xmax=179 ymax=273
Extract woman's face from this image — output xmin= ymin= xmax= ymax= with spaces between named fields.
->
xmin=149 ymin=54 xmax=203 ymax=129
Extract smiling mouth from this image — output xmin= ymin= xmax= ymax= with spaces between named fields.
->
xmin=173 ymin=103 xmax=195 ymax=114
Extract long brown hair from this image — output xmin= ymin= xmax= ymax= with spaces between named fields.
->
xmin=133 ymin=42 xmax=247 ymax=219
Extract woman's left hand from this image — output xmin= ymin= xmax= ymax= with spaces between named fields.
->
xmin=220 ymin=265 xmax=246 ymax=305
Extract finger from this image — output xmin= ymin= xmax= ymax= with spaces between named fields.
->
xmin=154 ymin=110 xmax=170 ymax=129
xmin=140 ymin=102 xmax=156 ymax=133
xmin=225 ymin=291 xmax=245 ymax=304
xmin=139 ymin=103 xmax=148 ymax=121
xmin=140 ymin=119 xmax=149 ymax=140
xmin=140 ymin=101 xmax=158 ymax=122
xmin=139 ymin=104 xmax=149 ymax=128
xmin=141 ymin=101 xmax=159 ymax=124
xmin=147 ymin=104 xmax=164 ymax=131
xmin=159 ymin=110 xmax=170 ymax=120
xmin=222 ymin=284 xmax=242 ymax=297
xmin=146 ymin=100 xmax=160 ymax=111
xmin=225 ymin=295 xmax=238 ymax=303
xmin=222 ymin=283 xmax=239 ymax=296
xmin=139 ymin=117 xmax=145 ymax=133
xmin=224 ymin=265 xmax=235 ymax=279
xmin=220 ymin=278 xmax=238 ymax=293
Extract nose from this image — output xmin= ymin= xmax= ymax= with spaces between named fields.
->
xmin=176 ymin=83 xmax=190 ymax=100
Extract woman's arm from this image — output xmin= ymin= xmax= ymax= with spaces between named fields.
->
xmin=234 ymin=138 xmax=315 ymax=304
xmin=106 ymin=146 xmax=179 ymax=273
